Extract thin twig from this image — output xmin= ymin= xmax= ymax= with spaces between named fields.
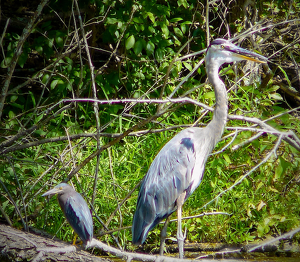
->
xmin=211 ymin=129 xmax=238 ymax=155
xmin=159 ymin=38 xmax=194 ymax=101
xmin=105 ymin=180 xmax=142 ymax=229
xmin=73 ymin=0 xmax=101 ymax=206
xmin=0 ymin=104 xmax=73 ymax=154
xmin=248 ymin=226 xmax=300 ymax=252
xmin=231 ymin=131 xmax=264 ymax=151
xmin=197 ymin=135 xmax=283 ymax=212
xmin=0 ymin=18 xmax=10 ymax=67
xmin=7 ymin=157 xmax=28 ymax=231
xmin=168 ymin=211 xmax=230 ymax=223
xmin=0 ymin=199 xmax=13 ymax=226
xmin=96 ymin=4 xmax=138 ymax=76
xmin=106 ymin=147 xmax=123 ymax=238
xmin=0 ymin=176 xmax=27 ymax=230
xmin=0 ymin=0 xmax=50 ymax=120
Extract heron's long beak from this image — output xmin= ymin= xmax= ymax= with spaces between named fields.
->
xmin=230 ymin=46 xmax=267 ymax=63
xmin=42 ymin=187 xmax=62 ymax=196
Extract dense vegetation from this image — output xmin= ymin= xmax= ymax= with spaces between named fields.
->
xmin=0 ymin=0 xmax=300 ymax=253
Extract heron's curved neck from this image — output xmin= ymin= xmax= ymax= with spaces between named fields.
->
xmin=206 ymin=61 xmax=228 ymax=144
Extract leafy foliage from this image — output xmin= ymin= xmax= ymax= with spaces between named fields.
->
xmin=0 ymin=0 xmax=300 ymax=253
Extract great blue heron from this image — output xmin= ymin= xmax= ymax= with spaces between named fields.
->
xmin=42 ymin=183 xmax=93 ymax=247
xmin=132 ymin=38 xmax=267 ymax=258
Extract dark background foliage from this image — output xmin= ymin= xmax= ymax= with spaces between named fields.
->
xmin=0 ymin=0 xmax=300 ymax=252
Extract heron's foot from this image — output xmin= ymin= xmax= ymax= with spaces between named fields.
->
xmin=159 ymin=244 xmax=166 ymax=256
xmin=177 ymin=237 xmax=185 ymax=259
xmin=177 ymin=230 xmax=186 ymax=258
xmin=159 ymin=216 xmax=171 ymax=256
xmin=72 ymin=234 xmax=78 ymax=245
xmin=159 ymin=235 xmax=166 ymax=256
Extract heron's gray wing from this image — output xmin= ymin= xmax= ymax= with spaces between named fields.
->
xmin=63 ymin=193 xmax=93 ymax=243
xmin=132 ymin=131 xmax=197 ymax=244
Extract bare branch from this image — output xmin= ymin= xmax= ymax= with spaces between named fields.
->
xmin=88 ymin=238 xmax=213 ymax=262
xmin=248 ymin=227 xmax=300 ymax=252
xmin=199 ymin=135 xmax=283 ymax=211
xmin=0 ymin=0 xmax=50 ymax=120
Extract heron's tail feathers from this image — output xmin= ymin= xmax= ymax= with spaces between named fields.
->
xmin=132 ymin=210 xmax=152 ymax=245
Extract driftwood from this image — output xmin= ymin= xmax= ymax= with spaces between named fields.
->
xmin=0 ymin=224 xmax=232 ymax=262
xmin=2 ymin=223 xmax=300 ymax=262
xmin=0 ymin=224 xmax=110 ymax=262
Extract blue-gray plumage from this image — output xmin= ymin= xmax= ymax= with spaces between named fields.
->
xmin=132 ymin=38 xmax=267 ymax=258
xmin=42 ymin=183 xmax=93 ymax=247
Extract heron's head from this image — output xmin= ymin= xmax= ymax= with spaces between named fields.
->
xmin=42 ymin=183 xmax=73 ymax=197
xmin=206 ymin=38 xmax=267 ymax=67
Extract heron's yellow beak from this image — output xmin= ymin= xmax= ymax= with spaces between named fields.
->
xmin=234 ymin=53 xmax=267 ymax=63
xmin=230 ymin=45 xmax=267 ymax=64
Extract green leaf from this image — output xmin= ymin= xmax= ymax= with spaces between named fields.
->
xmin=146 ymin=41 xmax=155 ymax=55
xmin=51 ymin=79 xmax=59 ymax=89
xmin=10 ymin=103 xmax=24 ymax=109
xmin=42 ymin=74 xmax=50 ymax=84
xmin=161 ymin=23 xmax=169 ymax=38
xmin=34 ymin=129 xmax=47 ymax=136
xmin=133 ymin=17 xmax=144 ymax=23
xmin=148 ymin=26 xmax=156 ymax=34
xmin=133 ymin=39 xmax=144 ymax=55
xmin=203 ymin=91 xmax=215 ymax=99
xmin=174 ymin=27 xmax=183 ymax=38
xmin=10 ymin=95 xmax=18 ymax=102
xmin=170 ymin=17 xmax=183 ymax=23
xmin=223 ymin=153 xmax=231 ymax=164
xmin=183 ymin=61 xmax=192 ymax=71
xmin=106 ymin=17 xmax=119 ymax=24
xmin=146 ymin=12 xmax=156 ymax=23
xmin=50 ymin=79 xmax=64 ymax=90
xmin=181 ymin=24 xmax=187 ymax=34
xmin=29 ymin=91 xmax=36 ymax=107
xmin=274 ymin=156 xmax=290 ymax=180
xmin=8 ymin=111 xmax=15 ymax=119
xmin=65 ymin=57 xmax=73 ymax=64
xmin=125 ymin=35 xmax=135 ymax=50
xmin=35 ymin=114 xmax=44 ymax=124
xmin=177 ymin=0 xmax=188 ymax=8
xmin=35 ymin=45 xmax=43 ymax=54
xmin=18 ymin=52 xmax=28 ymax=68
xmin=278 ymin=66 xmax=292 ymax=87
xmin=269 ymin=93 xmax=283 ymax=101
xmin=55 ymin=36 xmax=64 ymax=48
xmin=1 ymin=56 xmax=12 ymax=68
xmin=155 ymin=48 xmax=164 ymax=62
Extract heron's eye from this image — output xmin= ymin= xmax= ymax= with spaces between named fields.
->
xmin=221 ymin=45 xmax=225 ymax=49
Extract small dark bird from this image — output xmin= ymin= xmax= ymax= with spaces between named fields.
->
xmin=132 ymin=38 xmax=267 ymax=258
xmin=42 ymin=183 xmax=93 ymax=247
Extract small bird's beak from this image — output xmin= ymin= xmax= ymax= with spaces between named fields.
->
xmin=42 ymin=187 xmax=62 ymax=197
xmin=230 ymin=46 xmax=267 ymax=63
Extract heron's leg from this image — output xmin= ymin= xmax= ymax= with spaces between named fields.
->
xmin=72 ymin=233 xmax=77 ymax=245
xmin=159 ymin=216 xmax=171 ymax=256
xmin=177 ymin=191 xmax=186 ymax=259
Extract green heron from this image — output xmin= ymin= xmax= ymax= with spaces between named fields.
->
xmin=42 ymin=183 xmax=93 ymax=247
